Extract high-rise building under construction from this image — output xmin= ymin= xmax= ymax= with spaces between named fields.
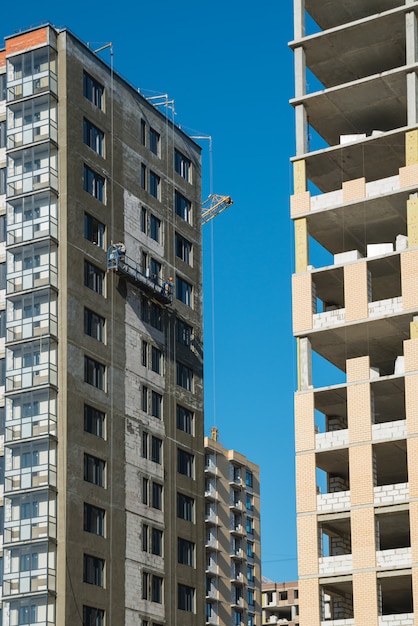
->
xmin=291 ymin=1 xmax=418 ymax=624
xmin=0 ymin=24 xmax=205 ymax=625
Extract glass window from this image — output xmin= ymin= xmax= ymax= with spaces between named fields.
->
xmin=178 ymin=537 xmax=194 ymax=566
xmin=178 ymin=583 xmax=195 ymax=612
xmin=84 ymin=404 xmax=105 ymax=438
xmin=175 ymin=191 xmax=191 ymax=223
xmin=175 ymin=232 xmax=192 ymax=264
xmin=176 ymin=276 xmax=193 ymax=307
xmin=142 ymin=477 xmax=149 ymax=505
xmin=83 ymin=118 xmax=104 ymax=156
xmin=150 ymin=214 xmax=161 ymax=242
xmin=83 ymin=164 xmax=105 ymax=202
xmin=174 ymin=149 xmax=191 ymax=182
xmin=84 ymin=213 xmax=105 ymax=248
xmin=0 ymin=121 xmax=6 ymax=149
xmin=142 ymin=386 xmax=148 ymax=412
xmin=84 ymin=260 xmax=104 ymax=295
xmin=178 ymin=449 xmax=194 ymax=477
xmin=0 ymin=74 xmax=6 ymax=101
xmin=150 ymin=303 xmax=162 ymax=331
xmin=140 ymin=119 xmax=146 ymax=145
xmin=84 ymin=503 xmax=105 ymax=536
xmin=246 ymin=541 xmax=254 ymax=558
xmin=83 ymin=72 xmax=104 ymax=109
xmin=0 ymin=168 xmax=6 ymax=196
xmin=151 ymin=346 xmax=162 ymax=374
xmin=84 ymin=308 xmax=105 ymax=342
xmin=176 ymin=320 xmax=193 ymax=348
xmin=83 ymin=605 xmax=105 ymax=626
xmin=151 ymin=436 xmax=162 ymax=464
xmin=246 ymin=470 xmax=253 ymax=488
xmin=177 ymin=492 xmax=194 ymax=522
xmin=152 ymin=575 xmax=163 ymax=603
xmin=152 ymin=482 xmax=163 ymax=510
xmin=176 ymin=405 xmax=194 ymax=434
xmin=84 ymin=356 xmax=105 ymax=390
xmin=142 ymin=524 xmax=148 ymax=551
xmin=84 ymin=454 xmax=105 ymax=487
xmin=149 ymin=128 xmax=160 ymax=156
xmin=149 ymin=171 xmax=160 ymax=199
xmin=151 ymin=390 xmax=162 ymax=418
xmin=176 ymin=362 xmax=193 ymax=391
xmin=152 ymin=528 xmax=163 ymax=556
xmin=140 ymin=163 xmax=147 ymax=190
xmin=246 ymin=517 xmax=254 ymax=534
xmin=142 ymin=431 xmax=148 ymax=458
xmin=83 ymin=554 xmax=104 ymax=586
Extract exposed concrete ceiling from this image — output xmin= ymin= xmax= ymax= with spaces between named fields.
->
xmin=305 ymin=0 xmax=404 ymax=31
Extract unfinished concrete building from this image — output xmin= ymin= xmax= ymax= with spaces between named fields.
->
xmin=0 ymin=24 xmax=205 ymax=625
xmin=204 ymin=432 xmax=261 ymax=626
xmin=261 ymin=580 xmax=299 ymax=626
xmin=291 ymin=1 xmax=418 ymax=624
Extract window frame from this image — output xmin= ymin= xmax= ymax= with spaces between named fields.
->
xmin=83 ymin=72 xmax=104 ymax=110
xmin=84 ymin=453 xmax=106 ymax=487
xmin=83 ymin=118 xmax=104 ymax=156
xmin=84 ymin=502 xmax=105 ymax=536
xmin=84 ymin=356 xmax=106 ymax=390
xmin=83 ymin=554 xmax=105 ymax=587
xmin=176 ymin=405 xmax=194 ymax=435
xmin=84 ymin=307 xmax=105 ymax=343
xmin=83 ymin=164 xmax=105 ymax=202
xmin=84 ymin=404 xmax=105 ymax=438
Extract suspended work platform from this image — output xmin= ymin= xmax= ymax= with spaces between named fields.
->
xmin=107 ymin=244 xmax=173 ymax=305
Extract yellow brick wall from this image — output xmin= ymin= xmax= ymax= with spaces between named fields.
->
xmin=406 ymin=129 xmax=418 ymax=166
xmin=346 ymin=356 xmax=370 ymax=382
xmin=410 ymin=321 xmax=418 ymax=341
xmin=293 ymin=160 xmax=306 ymax=194
xmin=347 ymin=383 xmax=372 ymax=444
xmin=349 ymin=445 xmax=374 ymax=506
xmin=351 ymin=508 xmax=376 ymax=570
xmin=292 ymin=273 xmax=313 ymax=333
xmin=298 ymin=578 xmax=320 ymax=626
xmin=413 ymin=568 xmax=418 ymax=616
xmin=352 ymin=572 xmax=378 ymax=626
xmin=342 ymin=177 xmax=366 ymax=202
xmin=294 ymin=218 xmax=308 ymax=273
xmin=410 ymin=502 xmax=418 ymax=564
xmin=344 ymin=261 xmax=369 ymax=322
xmin=297 ymin=515 xmax=319 ymax=576
xmin=407 ymin=437 xmax=418 ymax=499
xmin=404 ymin=337 xmax=418 ymax=371
xmin=400 ymin=163 xmax=418 ymax=187
xmin=295 ymin=453 xmax=317 ymax=513
xmin=407 ymin=196 xmax=418 ymax=247
xmin=406 ymin=373 xmax=418 ymax=436
xmin=401 ymin=249 xmax=418 ymax=311
xmin=294 ymin=392 xmax=315 ymax=453
xmin=291 ymin=191 xmax=311 ymax=217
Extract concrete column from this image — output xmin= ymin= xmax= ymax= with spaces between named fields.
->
xmin=293 ymin=0 xmax=305 ymax=39
xmin=406 ymin=11 xmax=418 ymax=124
xmin=298 ymin=336 xmax=312 ymax=391
xmin=295 ymin=103 xmax=308 ymax=155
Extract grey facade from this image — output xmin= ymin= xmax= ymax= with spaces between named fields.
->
xmin=0 ymin=24 xmax=205 ymax=625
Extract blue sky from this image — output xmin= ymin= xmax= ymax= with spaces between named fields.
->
xmin=1 ymin=0 xmax=297 ymax=581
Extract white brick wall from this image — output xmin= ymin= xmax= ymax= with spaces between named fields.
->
xmin=319 ymin=554 xmax=352 ymax=575
xmin=316 ymin=429 xmax=348 ymax=451
xmin=372 ymin=420 xmax=406 ymax=442
xmin=368 ymin=296 xmax=402 ymax=318
xmin=321 ymin=619 xmax=355 ymax=626
xmin=313 ymin=308 xmax=345 ymax=329
xmin=374 ymin=483 xmax=409 ymax=506
xmin=378 ymin=614 xmax=414 ymax=626
xmin=317 ymin=491 xmax=350 ymax=513
xmin=376 ymin=547 xmax=411 ymax=569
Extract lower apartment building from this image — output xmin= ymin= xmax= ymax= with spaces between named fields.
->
xmin=204 ymin=431 xmax=261 ymax=626
xmin=0 ymin=24 xmax=205 ymax=625
xmin=262 ymin=581 xmax=299 ymax=626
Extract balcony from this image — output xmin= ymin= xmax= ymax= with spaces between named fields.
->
xmin=319 ymin=554 xmax=353 ymax=576
xmin=376 ymin=547 xmax=412 ymax=570
xmin=3 ymin=567 xmax=56 ymax=596
xmin=317 ymin=490 xmax=350 ymax=513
